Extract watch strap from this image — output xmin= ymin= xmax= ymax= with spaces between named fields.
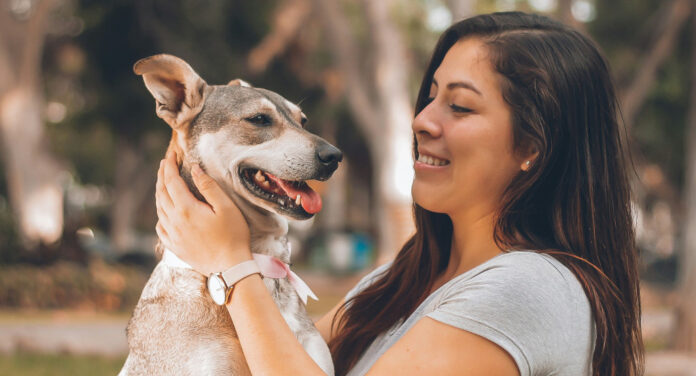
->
xmin=220 ymin=260 xmax=261 ymax=287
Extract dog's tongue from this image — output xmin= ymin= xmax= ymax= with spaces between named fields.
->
xmin=264 ymin=173 xmax=322 ymax=214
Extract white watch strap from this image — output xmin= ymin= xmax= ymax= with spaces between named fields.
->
xmin=220 ymin=260 xmax=261 ymax=287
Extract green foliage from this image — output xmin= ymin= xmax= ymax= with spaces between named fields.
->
xmin=0 ymin=352 xmax=125 ymax=376
xmin=0 ymin=161 xmax=21 ymax=261
xmin=590 ymin=0 xmax=692 ymax=187
xmin=0 ymin=198 xmax=21 ymax=263
xmin=0 ymin=261 xmax=148 ymax=311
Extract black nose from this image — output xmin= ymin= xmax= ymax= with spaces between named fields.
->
xmin=316 ymin=143 xmax=343 ymax=166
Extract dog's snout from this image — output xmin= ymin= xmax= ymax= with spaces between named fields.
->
xmin=316 ymin=143 xmax=343 ymax=166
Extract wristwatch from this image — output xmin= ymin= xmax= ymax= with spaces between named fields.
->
xmin=207 ymin=260 xmax=261 ymax=305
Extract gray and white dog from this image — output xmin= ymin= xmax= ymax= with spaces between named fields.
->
xmin=118 ymin=54 xmax=339 ymax=375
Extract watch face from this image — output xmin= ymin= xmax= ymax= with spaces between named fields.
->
xmin=207 ymin=274 xmax=227 ymax=305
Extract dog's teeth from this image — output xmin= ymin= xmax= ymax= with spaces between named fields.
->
xmin=261 ymin=181 xmax=271 ymax=188
xmin=278 ymin=198 xmax=285 ymax=206
xmin=254 ymin=170 xmax=265 ymax=182
xmin=295 ymin=194 xmax=301 ymax=206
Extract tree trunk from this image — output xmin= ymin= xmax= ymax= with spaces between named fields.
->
xmin=0 ymin=0 xmax=64 ymax=247
xmin=363 ymin=0 xmax=416 ymax=262
xmin=620 ymin=0 xmax=691 ymax=131
xmin=313 ymin=0 xmax=416 ymax=263
xmin=673 ymin=0 xmax=696 ymax=353
xmin=110 ymin=136 xmax=157 ymax=254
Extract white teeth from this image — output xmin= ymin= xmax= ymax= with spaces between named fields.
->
xmin=418 ymin=154 xmax=449 ymax=166
xmin=295 ymin=194 xmax=301 ymax=206
xmin=278 ymin=198 xmax=285 ymax=206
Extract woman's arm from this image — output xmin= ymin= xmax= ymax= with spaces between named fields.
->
xmin=315 ymin=299 xmax=346 ymax=343
xmin=225 ymin=273 xmax=325 ymax=375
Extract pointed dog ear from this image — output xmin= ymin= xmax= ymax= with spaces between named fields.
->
xmin=133 ymin=54 xmax=207 ymax=130
xmin=227 ymin=78 xmax=252 ymax=87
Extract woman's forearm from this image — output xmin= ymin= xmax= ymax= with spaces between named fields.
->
xmin=226 ymin=273 xmax=327 ymax=375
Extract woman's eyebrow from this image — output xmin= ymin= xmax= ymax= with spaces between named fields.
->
xmin=432 ymin=78 xmax=483 ymax=97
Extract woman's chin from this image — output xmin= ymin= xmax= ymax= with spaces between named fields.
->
xmin=412 ymin=185 xmax=448 ymax=214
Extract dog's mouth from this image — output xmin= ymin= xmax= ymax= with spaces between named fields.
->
xmin=239 ymin=167 xmax=322 ymax=218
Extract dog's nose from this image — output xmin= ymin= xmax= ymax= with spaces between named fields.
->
xmin=316 ymin=143 xmax=343 ymax=166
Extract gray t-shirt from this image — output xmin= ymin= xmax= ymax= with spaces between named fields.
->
xmin=344 ymin=250 xmax=595 ymax=376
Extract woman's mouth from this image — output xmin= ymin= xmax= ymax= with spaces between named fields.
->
xmin=416 ymin=154 xmax=450 ymax=166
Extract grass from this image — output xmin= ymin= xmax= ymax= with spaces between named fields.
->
xmin=0 ymin=352 xmax=126 ymax=376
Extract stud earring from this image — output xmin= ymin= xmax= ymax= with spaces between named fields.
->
xmin=522 ymin=160 xmax=531 ymax=171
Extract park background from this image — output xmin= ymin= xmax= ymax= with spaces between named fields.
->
xmin=1 ymin=0 xmax=695 ymax=374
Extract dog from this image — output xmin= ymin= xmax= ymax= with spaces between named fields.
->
xmin=118 ymin=54 xmax=339 ymax=375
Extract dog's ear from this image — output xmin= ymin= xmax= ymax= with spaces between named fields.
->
xmin=227 ymin=78 xmax=252 ymax=87
xmin=133 ymin=54 xmax=207 ymax=130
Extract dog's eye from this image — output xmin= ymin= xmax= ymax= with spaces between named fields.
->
xmin=246 ymin=114 xmax=272 ymax=126
xmin=300 ymin=116 xmax=307 ymax=126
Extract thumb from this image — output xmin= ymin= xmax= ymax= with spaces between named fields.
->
xmin=191 ymin=164 xmax=230 ymax=210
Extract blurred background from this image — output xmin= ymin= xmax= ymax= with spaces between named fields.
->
xmin=0 ymin=0 xmax=695 ymax=374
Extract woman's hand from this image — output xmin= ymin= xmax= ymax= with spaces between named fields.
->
xmin=155 ymin=151 xmax=252 ymax=275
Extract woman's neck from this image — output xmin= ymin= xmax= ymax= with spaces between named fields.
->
xmin=444 ymin=210 xmax=505 ymax=280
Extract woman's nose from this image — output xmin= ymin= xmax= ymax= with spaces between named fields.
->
xmin=412 ymin=100 xmax=443 ymax=139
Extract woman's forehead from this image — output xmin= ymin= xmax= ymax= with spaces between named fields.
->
xmin=432 ymin=38 xmax=498 ymax=96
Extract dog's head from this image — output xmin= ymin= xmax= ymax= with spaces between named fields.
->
xmin=134 ymin=54 xmax=342 ymax=220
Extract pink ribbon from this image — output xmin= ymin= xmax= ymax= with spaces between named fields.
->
xmin=252 ymin=253 xmax=318 ymax=305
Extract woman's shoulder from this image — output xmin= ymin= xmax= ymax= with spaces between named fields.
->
xmin=429 ymin=250 xmax=595 ymax=375
xmin=449 ymin=250 xmax=584 ymax=292
xmin=436 ymin=250 xmax=592 ymax=322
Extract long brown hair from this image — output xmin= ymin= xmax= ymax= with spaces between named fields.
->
xmin=329 ymin=12 xmax=643 ymax=376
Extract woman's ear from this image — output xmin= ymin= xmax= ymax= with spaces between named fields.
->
xmin=520 ymin=150 xmax=539 ymax=171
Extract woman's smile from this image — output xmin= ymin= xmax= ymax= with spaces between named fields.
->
xmin=414 ymin=150 xmax=451 ymax=171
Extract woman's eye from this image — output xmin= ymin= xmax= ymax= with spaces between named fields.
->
xmin=450 ymin=104 xmax=473 ymax=113
xmin=246 ymin=114 xmax=272 ymax=126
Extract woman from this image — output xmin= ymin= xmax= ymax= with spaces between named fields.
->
xmin=155 ymin=12 xmax=643 ymax=375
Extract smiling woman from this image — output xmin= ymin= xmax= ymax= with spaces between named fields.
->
xmin=329 ymin=12 xmax=643 ymax=376
xmin=154 ymin=11 xmax=643 ymax=376
xmin=411 ymin=38 xmax=523 ymax=218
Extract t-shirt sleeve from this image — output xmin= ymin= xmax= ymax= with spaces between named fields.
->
xmin=344 ymin=261 xmax=392 ymax=302
xmin=425 ymin=252 xmax=594 ymax=376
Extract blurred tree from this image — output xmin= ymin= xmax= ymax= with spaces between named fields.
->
xmin=619 ymin=0 xmax=691 ymax=133
xmin=311 ymin=0 xmax=416 ymax=262
xmin=0 ymin=0 xmax=64 ymax=248
xmin=675 ymin=0 xmax=696 ymax=353
xmin=73 ymin=0 xmax=168 ymax=253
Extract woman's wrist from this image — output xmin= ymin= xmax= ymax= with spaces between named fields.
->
xmin=216 ymin=244 xmax=253 ymax=272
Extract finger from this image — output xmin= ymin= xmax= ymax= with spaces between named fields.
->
xmin=191 ymin=164 xmax=233 ymax=212
xmin=163 ymin=151 xmax=206 ymax=211
xmin=155 ymin=221 xmax=173 ymax=250
xmin=156 ymin=159 xmax=175 ymax=211
xmin=156 ymin=193 xmax=171 ymax=224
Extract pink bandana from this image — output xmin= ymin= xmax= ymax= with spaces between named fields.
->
xmin=252 ymin=253 xmax=318 ymax=305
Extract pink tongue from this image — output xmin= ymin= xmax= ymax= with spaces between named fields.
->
xmin=264 ymin=173 xmax=323 ymax=214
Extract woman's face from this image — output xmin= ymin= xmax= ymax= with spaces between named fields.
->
xmin=411 ymin=38 xmax=528 ymax=219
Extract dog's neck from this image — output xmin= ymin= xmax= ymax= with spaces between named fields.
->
xmin=170 ymin=143 xmax=291 ymax=263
